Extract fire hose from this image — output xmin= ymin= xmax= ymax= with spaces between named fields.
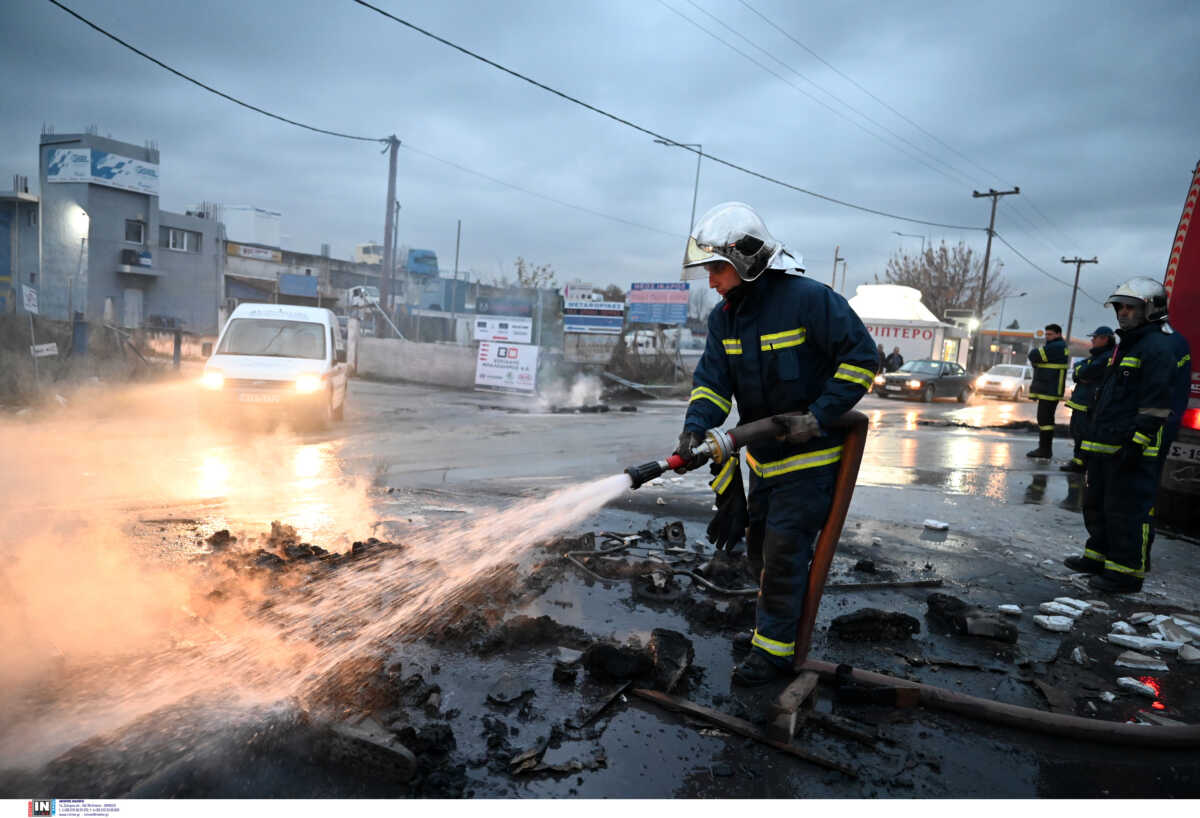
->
xmin=625 ymin=409 xmax=870 ymax=666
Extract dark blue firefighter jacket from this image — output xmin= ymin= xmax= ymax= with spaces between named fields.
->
xmin=684 ymin=271 xmax=877 ymax=483
xmin=1065 ymin=343 xmax=1115 ymax=413
xmin=1028 ymin=336 xmax=1069 ymax=400
xmin=1082 ymin=322 xmax=1176 ymax=457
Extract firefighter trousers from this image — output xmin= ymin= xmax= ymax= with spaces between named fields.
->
xmin=1036 ymin=399 xmax=1058 ymax=452
xmin=1082 ymin=453 xmax=1161 ymax=579
xmin=744 ymin=467 xmax=834 ymax=667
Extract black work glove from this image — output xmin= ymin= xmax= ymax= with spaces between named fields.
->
xmin=772 ymin=412 xmax=821 ymax=443
xmin=1119 ymin=440 xmax=1145 ymax=471
xmin=673 ymin=430 xmax=708 ymax=474
xmin=707 ymin=461 xmax=748 ymax=551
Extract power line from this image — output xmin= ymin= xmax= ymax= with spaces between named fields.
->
xmin=400 ymin=143 xmax=680 ymax=238
xmin=993 ymin=231 xmax=1101 ymax=304
xmin=45 ymin=0 xmax=381 ymax=143
xmin=736 ymin=0 xmax=1082 ymax=255
xmin=351 ymin=0 xmax=985 ymax=232
xmin=672 ymin=0 xmax=979 ymax=191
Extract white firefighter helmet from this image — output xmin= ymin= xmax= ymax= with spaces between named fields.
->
xmin=1104 ymin=276 xmax=1168 ymax=323
xmin=681 ymin=202 xmax=802 ymax=282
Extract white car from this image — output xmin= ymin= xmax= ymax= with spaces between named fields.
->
xmin=201 ymin=303 xmax=348 ymax=427
xmin=974 ymin=364 xmax=1033 ymax=401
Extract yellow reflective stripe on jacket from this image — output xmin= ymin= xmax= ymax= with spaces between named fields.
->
xmin=834 ymin=362 xmax=875 ymax=389
xmin=1119 ymin=357 xmax=1142 ymax=368
xmin=690 ymin=386 xmax=731 ymax=413
xmin=1065 ymin=400 xmax=1088 ymax=412
xmin=751 ymin=630 xmax=795 ymax=658
xmin=1132 ymin=430 xmax=1153 ymax=446
xmin=722 ymin=338 xmax=743 ymax=356
xmin=1083 ymin=548 xmax=1106 ymax=562
xmin=1081 ymin=440 xmax=1120 ymax=454
xmin=708 ymin=455 xmax=737 ymax=495
xmin=1033 ymin=362 xmax=1068 ymax=370
xmin=746 ymin=445 xmax=843 ymax=478
xmin=1179 ymin=354 xmax=1192 ymax=368
xmin=759 ymin=327 xmax=806 ymax=351
xmin=1030 ymin=393 xmax=1063 ymax=401
xmin=1037 ymin=347 xmax=1048 ymax=363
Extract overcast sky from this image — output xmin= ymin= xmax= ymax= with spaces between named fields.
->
xmin=3 ymin=0 xmax=1198 ymax=335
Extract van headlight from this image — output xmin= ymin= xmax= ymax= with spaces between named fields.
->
xmin=295 ymin=374 xmax=323 ymax=394
xmin=200 ymin=370 xmax=224 ymax=390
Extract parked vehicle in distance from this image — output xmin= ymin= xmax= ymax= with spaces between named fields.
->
xmin=873 ymin=359 xmax=975 ymax=402
xmin=200 ymin=303 xmax=348 ymax=428
xmin=974 ymin=363 xmax=1034 ymax=401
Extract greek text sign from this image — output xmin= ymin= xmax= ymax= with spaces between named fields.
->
xmin=22 ymin=285 xmax=38 ymax=314
xmin=627 ymin=282 xmax=689 ymax=325
xmin=475 ymin=341 xmax=539 ymax=393
xmin=563 ymin=299 xmax=624 ymax=334
xmin=473 ymin=316 xmax=533 ymax=344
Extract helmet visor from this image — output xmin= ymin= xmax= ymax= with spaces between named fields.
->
xmin=682 ymin=236 xmax=727 ymax=280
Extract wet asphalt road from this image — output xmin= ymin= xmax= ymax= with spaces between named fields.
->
xmin=2 ymin=378 xmax=1198 ymax=798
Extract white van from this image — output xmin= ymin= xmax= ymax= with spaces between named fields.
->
xmin=201 ymin=303 xmax=348 ymax=426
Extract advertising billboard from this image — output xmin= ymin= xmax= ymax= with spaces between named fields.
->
xmin=46 ymin=148 xmax=160 ymax=195
xmin=474 ymin=316 xmax=533 ymax=344
xmin=627 ymin=282 xmax=689 ymax=325
xmin=475 ymin=341 xmax=539 ymax=394
xmin=563 ymin=299 xmax=624 ymax=334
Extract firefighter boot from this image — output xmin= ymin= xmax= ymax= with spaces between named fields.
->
xmin=1088 ymin=570 xmax=1143 ymax=594
xmin=1026 ymin=430 xmax=1053 ymax=459
xmin=1063 ymin=554 xmax=1104 ymax=574
xmin=732 ymin=651 xmax=792 ymax=687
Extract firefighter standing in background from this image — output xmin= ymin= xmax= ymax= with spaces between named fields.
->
xmin=1026 ymin=323 xmax=1069 ymax=458
xmin=1063 ymin=278 xmax=1176 ymax=593
xmin=1060 ymin=326 xmax=1116 ymax=473
xmin=673 ymin=202 xmax=877 ymax=685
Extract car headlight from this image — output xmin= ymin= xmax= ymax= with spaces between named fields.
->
xmin=874 ymin=374 xmax=886 ymax=385
xmin=295 ymin=374 xmax=323 ymax=394
xmin=200 ymin=370 xmax=224 ymax=390
xmin=907 ymin=379 xmax=923 ymax=389
xmin=975 ymin=376 xmax=986 ymax=387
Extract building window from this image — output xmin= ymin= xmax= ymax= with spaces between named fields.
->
xmin=28 ymin=210 xmax=37 ymax=227
xmin=159 ymin=226 xmax=201 ymax=253
xmin=125 ymin=219 xmax=145 ymax=244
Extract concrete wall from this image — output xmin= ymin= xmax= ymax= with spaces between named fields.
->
xmin=155 ymin=210 xmax=222 ymax=332
xmin=356 ymin=336 xmax=477 ymax=389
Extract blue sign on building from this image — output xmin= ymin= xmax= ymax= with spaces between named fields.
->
xmin=626 ymin=282 xmax=689 ymax=325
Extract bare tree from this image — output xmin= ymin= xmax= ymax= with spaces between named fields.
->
xmin=599 ymin=284 xmax=625 ymax=302
xmin=489 ymin=257 xmax=557 ymax=289
xmin=877 ymin=240 xmax=1011 ymax=321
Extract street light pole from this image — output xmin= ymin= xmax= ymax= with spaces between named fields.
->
xmin=654 ymin=139 xmax=702 ymax=233
xmin=993 ymin=291 xmax=1026 ymax=366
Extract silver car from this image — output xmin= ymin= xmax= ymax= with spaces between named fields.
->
xmin=974 ymin=364 xmax=1033 ymax=401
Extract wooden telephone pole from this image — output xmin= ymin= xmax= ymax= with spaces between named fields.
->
xmin=1061 ymin=256 xmax=1098 ymax=346
xmin=971 ymin=187 xmax=1020 ymax=370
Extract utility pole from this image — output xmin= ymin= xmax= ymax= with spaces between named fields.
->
xmin=1061 ymin=256 xmax=1098 ymax=347
xmin=451 ymin=219 xmax=461 ymax=325
xmin=971 ymin=186 xmax=1020 ymax=371
xmin=831 ymin=246 xmax=844 ymax=288
xmin=380 ymin=135 xmax=400 ymax=337
xmin=839 ymin=260 xmax=848 ymax=294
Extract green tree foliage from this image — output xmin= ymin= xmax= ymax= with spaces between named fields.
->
xmin=877 ymin=240 xmax=1011 ymax=321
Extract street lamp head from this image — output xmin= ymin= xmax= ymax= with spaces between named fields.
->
xmin=967 ymin=318 xmax=980 ymax=331
xmin=71 ymin=206 xmax=90 ymax=238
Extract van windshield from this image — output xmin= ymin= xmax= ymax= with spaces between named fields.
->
xmin=217 ymin=318 xmax=326 ymax=359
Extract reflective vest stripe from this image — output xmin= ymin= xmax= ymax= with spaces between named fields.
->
xmin=1179 ymin=354 xmax=1192 ymax=368
xmin=1033 ymin=362 xmax=1068 ymax=370
xmin=1081 ymin=440 xmax=1120 ymax=454
xmin=1038 ymin=425 xmax=1055 ymax=431
xmin=709 ymin=455 xmax=736 ymax=495
xmin=759 ymin=328 xmax=806 ymax=351
xmin=1106 ymin=521 xmax=1147 ymax=579
xmin=722 ymin=339 xmax=743 ymax=355
xmin=834 ymin=362 xmax=875 ymax=389
xmin=1065 ymin=400 xmax=1088 ymax=412
xmin=1132 ymin=430 xmax=1153 ymax=446
xmin=746 ymin=445 xmax=843 ymax=478
xmin=690 ymin=386 xmax=731 ymax=413
xmin=751 ymin=630 xmax=795 ymax=658
xmin=1030 ymin=393 xmax=1063 ymax=401
xmin=1084 ymin=548 xmax=1106 ymax=562
xmin=1119 ymin=357 xmax=1142 ymax=368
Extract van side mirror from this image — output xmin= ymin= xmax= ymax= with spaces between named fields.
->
xmin=336 ymin=348 xmax=346 ymax=364
xmin=201 ymin=342 xmax=213 ymax=357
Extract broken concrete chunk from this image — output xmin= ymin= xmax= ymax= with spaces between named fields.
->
xmin=1100 ymin=691 xmax=1116 ymax=703
xmin=1053 ymin=597 xmax=1091 ymax=611
xmin=1129 ymin=612 xmax=1156 ymax=625
xmin=1116 ymin=677 xmax=1159 ymax=698
xmin=1110 ymin=621 xmax=1137 ymax=635
xmin=1172 ymin=619 xmax=1200 ymax=642
xmin=830 ymin=608 xmax=920 ymax=641
xmin=998 ymin=604 xmax=1022 ymax=616
xmin=582 ymin=642 xmax=653 ymax=681
xmin=927 ymin=593 xmax=1018 ymax=643
xmin=1150 ymin=614 xmax=1170 ymax=627
xmin=1038 ymin=602 xmax=1083 ymax=618
xmin=487 ymin=673 xmax=534 ymax=706
xmin=647 ymin=628 xmax=694 ymax=693
xmin=555 ymin=647 xmax=583 ymax=665
xmin=656 ymin=497 xmax=667 ymax=505
xmin=325 ymin=719 xmax=417 ymax=782
xmin=1070 ymin=646 xmax=1089 ymax=665
xmin=1033 ymin=615 xmax=1074 ymax=633
xmin=923 ymin=519 xmax=949 ymax=531
xmin=1155 ymin=620 xmax=1193 ymax=645
xmin=1084 ymin=599 xmax=1112 ymax=613
xmin=1114 ymin=650 xmax=1170 ymax=671
xmin=1107 ymin=633 xmax=1185 ymax=653
xmin=1179 ymin=645 xmax=1200 ymax=663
